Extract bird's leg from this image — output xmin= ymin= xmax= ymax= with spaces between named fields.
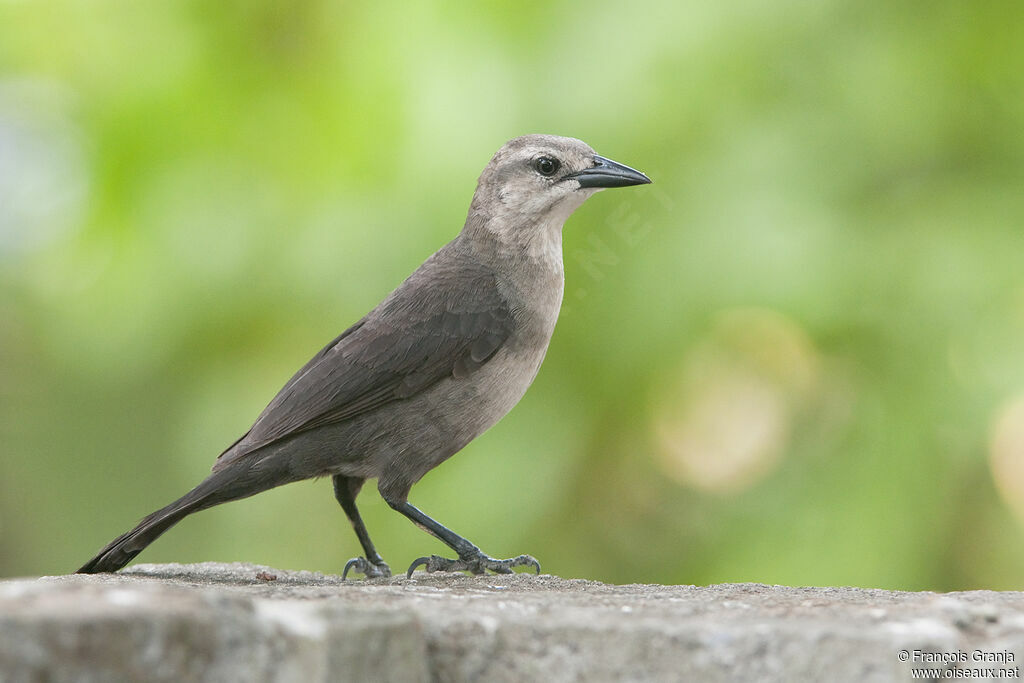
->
xmin=384 ymin=498 xmax=540 ymax=579
xmin=333 ymin=475 xmax=391 ymax=579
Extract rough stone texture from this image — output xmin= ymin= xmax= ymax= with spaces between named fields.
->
xmin=2 ymin=563 xmax=1024 ymax=682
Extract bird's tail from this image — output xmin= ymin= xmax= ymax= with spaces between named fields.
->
xmin=76 ymin=457 xmax=289 ymax=574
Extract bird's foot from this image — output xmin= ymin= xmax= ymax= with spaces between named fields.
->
xmin=406 ymin=552 xmax=540 ymax=579
xmin=342 ymin=556 xmax=392 ymax=580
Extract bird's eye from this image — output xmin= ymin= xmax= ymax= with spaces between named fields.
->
xmin=533 ymin=156 xmax=560 ymax=177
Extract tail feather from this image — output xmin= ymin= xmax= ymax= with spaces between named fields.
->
xmin=76 ymin=458 xmax=282 ymax=574
xmin=76 ymin=496 xmax=202 ymax=574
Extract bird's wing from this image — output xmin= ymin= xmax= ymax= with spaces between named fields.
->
xmin=214 ymin=264 xmax=515 ymax=469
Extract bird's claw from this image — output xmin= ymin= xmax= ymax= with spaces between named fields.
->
xmin=406 ymin=553 xmax=540 ymax=579
xmin=342 ymin=556 xmax=392 ymax=580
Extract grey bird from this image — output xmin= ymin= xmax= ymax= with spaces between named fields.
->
xmin=77 ymin=134 xmax=651 ymax=578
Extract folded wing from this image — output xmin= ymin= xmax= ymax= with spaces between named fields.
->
xmin=214 ymin=262 xmax=515 ymax=471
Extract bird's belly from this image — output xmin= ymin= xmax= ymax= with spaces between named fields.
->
xmin=361 ymin=332 xmax=551 ymax=499
xmin=268 ymin=328 xmax=555 ymax=499
xmin=436 ymin=343 xmax=547 ymax=443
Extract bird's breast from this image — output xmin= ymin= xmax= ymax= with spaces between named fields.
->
xmin=441 ymin=268 xmax=564 ymax=443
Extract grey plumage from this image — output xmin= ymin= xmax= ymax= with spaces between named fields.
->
xmin=77 ymin=134 xmax=651 ymax=577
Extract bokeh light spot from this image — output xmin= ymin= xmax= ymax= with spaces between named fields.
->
xmin=0 ymin=79 xmax=88 ymax=259
xmin=989 ymin=395 xmax=1024 ymax=522
xmin=651 ymin=308 xmax=819 ymax=494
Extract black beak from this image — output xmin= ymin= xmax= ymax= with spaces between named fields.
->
xmin=566 ymin=154 xmax=652 ymax=188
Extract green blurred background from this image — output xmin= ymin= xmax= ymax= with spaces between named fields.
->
xmin=2 ymin=1 xmax=1024 ymax=590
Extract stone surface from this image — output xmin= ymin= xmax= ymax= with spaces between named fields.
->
xmin=2 ymin=563 xmax=1024 ymax=682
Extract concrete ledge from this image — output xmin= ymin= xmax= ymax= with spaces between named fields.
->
xmin=2 ymin=563 xmax=1024 ymax=682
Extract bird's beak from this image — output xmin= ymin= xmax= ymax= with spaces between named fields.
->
xmin=566 ymin=155 xmax=652 ymax=188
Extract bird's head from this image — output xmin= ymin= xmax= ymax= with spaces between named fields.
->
xmin=465 ymin=135 xmax=650 ymax=256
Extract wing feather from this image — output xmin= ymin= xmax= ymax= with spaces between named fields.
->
xmin=214 ymin=259 xmax=515 ymax=470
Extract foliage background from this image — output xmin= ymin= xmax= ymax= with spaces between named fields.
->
xmin=2 ymin=1 xmax=1024 ymax=589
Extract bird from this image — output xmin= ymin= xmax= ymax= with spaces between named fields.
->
xmin=76 ymin=134 xmax=651 ymax=579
